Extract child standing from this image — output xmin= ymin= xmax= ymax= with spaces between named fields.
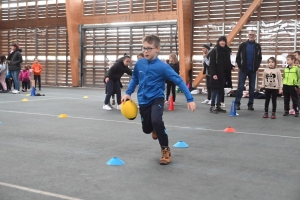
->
xmin=262 ymin=57 xmax=282 ymax=119
xmin=20 ymin=65 xmax=30 ymax=92
xmin=121 ymin=35 xmax=196 ymax=165
xmin=282 ymin=55 xmax=300 ymax=117
xmin=5 ymin=69 xmax=12 ymax=91
xmin=31 ymin=58 xmax=43 ymax=90
xmin=0 ymin=55 xmax=8 ymax=93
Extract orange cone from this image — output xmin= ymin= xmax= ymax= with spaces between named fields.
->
xmin=223 ymin=127 xmax=236 ymax=133
xmin=168 ymin=96 xmax=174 ymax=111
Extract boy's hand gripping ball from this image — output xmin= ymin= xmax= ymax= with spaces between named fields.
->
xmin=121 ymin=99 xmax=138 ymax=120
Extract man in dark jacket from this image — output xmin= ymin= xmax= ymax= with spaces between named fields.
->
xmin=103 ymin=55 xmax=132 ymax=110
xmin=235 ymin=30 xmax=262 ymax=110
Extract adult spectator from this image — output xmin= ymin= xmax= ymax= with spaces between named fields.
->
xmin=235 ymin=30 xmax=262 ymax=110
xmin=7 ymin=43 xmax=23 ymax=94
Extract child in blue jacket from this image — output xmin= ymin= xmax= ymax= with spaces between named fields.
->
xmin=121 ymin=35 xmax=196 ymax=165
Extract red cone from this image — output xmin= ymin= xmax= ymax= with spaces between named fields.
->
xmin=223 ymin=127 xmax=236 ymax=133
xmin=168 ymin=96 xmax=174 ymax=111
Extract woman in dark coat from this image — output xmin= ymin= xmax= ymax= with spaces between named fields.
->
xmin=209 ymin=36 xmax=234 ymax=113
xmin=7 ymin=43 xmax=23 ymax=94
xmin=103 ymin=55 xmax=132 ymax=110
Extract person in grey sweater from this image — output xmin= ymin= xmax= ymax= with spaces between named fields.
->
xmin=7 ymin=43 xmax=23 ymax=94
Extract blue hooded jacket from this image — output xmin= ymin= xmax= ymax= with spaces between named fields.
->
xmin=126 ymin=57 xmax=193 ymax=105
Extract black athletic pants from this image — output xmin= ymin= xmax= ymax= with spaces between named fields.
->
xmin=139 ymin=98 xmax=168 ymax=147
xmin=104 ymin=80 xmax=121 ymax=105
xmin=264 ymin=89 xmax=278 ymax=112
xmin=34 ymin=75 xmax=41 ymax=90
xmin=206 ymin=76 xmax=211 ymax=100
xmin=283 ymin=85 xmax=299 ymax=112
xmin=166 ymin=81 xmax=176 ymax=102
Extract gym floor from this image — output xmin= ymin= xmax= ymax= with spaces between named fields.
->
xmin=0 ymin=87 xmax=299 ymax=200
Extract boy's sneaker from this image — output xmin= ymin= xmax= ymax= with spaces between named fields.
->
xmin=103 ymin=104 xmax=112 ymax=110
xmin=271 ymin=112 xmax=276 ymax=119
xmin=112 ymin=99 xmax=115 ymax=105
xmin=116 ymin=104 xmax=121 ymax=110
xmin=207 ymin=100 xmax=211 ymax=105
xmin=152 ymin=130 xmax=157 ymax=140
xmin=221 ymin=103 xmax=225 ymax=108
xmin=236 ymin=104 xmax=240 ymax=110
xmin=263 ymin=112 xmax=268 ymax=118
xmin=295 ymin=112 xmax=299 ymax=117
xmin=202 ymin=99 xmax=209 ymax=104
xmin=160 ymin=147 xmax=171 ymax=165
xmin=283 ymin=111 xmax=289 ymax=116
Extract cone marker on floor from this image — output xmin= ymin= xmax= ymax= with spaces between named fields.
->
xmin=173 ymin=141 xmax=189 ymax=148
xmin=0 ymin=122 xmax=2 ymax=124
xmin=83 ymin=96 xmax=89 ymax=99
xmin=223 ymin=127 xmax=236 ymax=133
xmin=168 ymin=96 xmax=174 ymax=111
xmin=25 ymin=94 xmax=30 ymax=96
xmin=22 ymin=98 xmax=29 ymax=102
xmin=58 ymin=114 xmax=68 ymax=118
xmin=30 ymin=86 xmax=36 ymax=96
xmin=229 ymin=100 xmax=237 ymax=117
xmin=106 ymin=157 xmax=125 ymax=166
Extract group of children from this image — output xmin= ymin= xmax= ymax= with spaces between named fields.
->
xmin=0 ymin=57 xmax=43 ymax=93
xmin=262 ymin=54 xmax=300 ymax=118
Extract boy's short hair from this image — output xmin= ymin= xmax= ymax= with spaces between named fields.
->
xmin=287 ymin=54 xmax=296 ymax=61
xmin=143 ymin=35 xmax=160 ymax=47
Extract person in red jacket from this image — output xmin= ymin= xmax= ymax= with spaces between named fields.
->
xmin=31 ymin=58 xmax=43 ymax=90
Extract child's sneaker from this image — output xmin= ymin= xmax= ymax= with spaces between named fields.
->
xmin=116 ymin=104 xmax=121 ymax=110
xmin=271 ymin=112 xmax=276 ymax=119
xmin=289 ymin=109 xmax=295 ymax=115
xmin=263 ymin=112 xmax=268 ymax=118
xmin=103 ymin=104 xmax=112 ymax=110
xmin=295 ymin=112 xmax=299 ymax=117
xmin=283 ymin=111 xmax=289 ymax=116
xmin=207 ymin=100 xmax=211 ymax=105
xmin=152 ymin=130 xmax=157 ymax=140
xmin=160 ymin=147 xmax=171 ymax=165
xmin=221 ymin=103 xmax=225 ymax=108
xmin=201 ymin=99 xmax=209 ymax=104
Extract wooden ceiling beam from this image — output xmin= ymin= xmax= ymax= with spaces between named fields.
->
xmin=80 ymin=11 xmax=177 ymax=24
xmin=177 ymin=0 xmax=193 ymax=84
xmin=0 ymin=17 xmax=67 ymax=29
xmin=66 ymin=0 xmax=83 ymax=87
xmin=226 ymin=0 xmax=263 ymax=46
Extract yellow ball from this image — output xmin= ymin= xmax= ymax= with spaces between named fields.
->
xmin=121 ymin=100 xmax=138 ymax=120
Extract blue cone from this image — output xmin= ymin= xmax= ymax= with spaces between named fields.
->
xmin=30 ymin=86 xmax=36 ymax=96
xmin=173 ymin=141 xmax=189 ymax=148
xmin=106 ymin=157 xmax=125 ymax=166
xmin=230 ymin=100 xmax=237 ymax=117
xmin=0 ymin=122 xmax=2 ymax=124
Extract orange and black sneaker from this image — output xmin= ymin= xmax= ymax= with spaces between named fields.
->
xmin=152 ymin=130 xmax=158 ymax=140
xmin=160 ymin=147 xmax=171 ymax=165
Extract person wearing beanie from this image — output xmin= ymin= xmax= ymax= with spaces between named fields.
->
xmin=235 ymin=30 xmax=262 ymax=110
xmin=202 ymin=43 xmax=213 ymax=104
xmin=209 ymin=36 xmax=234 ymax=114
